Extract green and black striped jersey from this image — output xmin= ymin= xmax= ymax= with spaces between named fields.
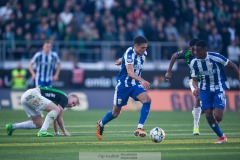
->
xmin=40 ymin=87 xmax=68 ymax=108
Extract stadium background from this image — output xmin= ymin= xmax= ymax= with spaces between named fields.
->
xmin=0 ymin=0 xmax=239 ymax=111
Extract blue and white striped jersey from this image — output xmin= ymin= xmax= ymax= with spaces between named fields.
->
xmin=31 ymin=51 xmax=60 ymax=85
xmin=190 ymin=52 xmax=229 ymax=91
xmin=116 ymin=46 xmax=147 ymax=87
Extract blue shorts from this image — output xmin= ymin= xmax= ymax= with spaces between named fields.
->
xmin=200 ymin=90 xmax=226 ymax=111
xmin=36 ymin=80 xmax=52 ymax=87
xmin=114 ymin=84 xmax=147 ymax=107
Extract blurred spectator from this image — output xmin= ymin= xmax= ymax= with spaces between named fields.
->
xmin=208 ymin=28 xmax=223 ymax=52
xmin=227 ymin=40 xmax=240 ymax=65
xmin=0 ymin=3 xmax=13 ymax=22
xmin=71 ymin=59 xmax=84 ymax=88
xmin=11 ymin=62 xmax=27 ymax=90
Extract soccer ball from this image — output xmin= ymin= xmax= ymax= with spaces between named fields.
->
xmin=149 ymin=127 xmax=165 ymax=143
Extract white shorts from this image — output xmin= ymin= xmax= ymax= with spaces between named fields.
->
xmin=21 ymin=88 xmax=52 ymax=118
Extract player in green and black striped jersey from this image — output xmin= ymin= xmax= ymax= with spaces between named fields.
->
xmin=165 ymin=39 xmax=202 ymax=136
xmin=6 ymin=87 xmax=80 ymax=137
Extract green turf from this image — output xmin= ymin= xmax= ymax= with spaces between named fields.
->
xmin=0 ymin=110 xmax=240 ymax=160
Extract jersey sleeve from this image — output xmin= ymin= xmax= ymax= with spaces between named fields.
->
xmin=124 ymin=47 xmax=134 ymax=65
xmin=210 ymin=53 xmax=229 ymax=66
xmin=30 ymin=52 xmax=40 ymax=63
xmin=189 ymin=60 xmax=198 ymax=77
xmin=175 ymin=50 xmax=187 ymax=59
xmin=53 ymin=52 xmax=61 ymax=63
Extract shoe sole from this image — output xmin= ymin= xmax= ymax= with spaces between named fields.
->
xmin=96 ymin=123 xmax=103 ymax=140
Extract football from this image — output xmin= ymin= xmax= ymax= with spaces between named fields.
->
xmin=149 ymin=127 xmax=165 ymax=143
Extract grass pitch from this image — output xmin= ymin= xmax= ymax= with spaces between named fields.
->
xmin=0 ymin=110 xmax=240 ymax=160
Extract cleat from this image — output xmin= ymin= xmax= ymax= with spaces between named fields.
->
xmin=6 ymin=123 xmax=14 ymax=136
xmin=214 ymin=135 xmax=227 ymax=144
xmin=134 ymin=128 xmax=147 ymax=137
xmin=193 ymin=127 xmax=200 ymax=135
xmin=37 ymin=131 xmax=53 ymax=137
xmin=96 ymin=120 xmax=104 ymax=140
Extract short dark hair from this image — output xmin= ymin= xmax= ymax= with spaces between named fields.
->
xmin=195 ymin=40 xmax=208 ymax=48
xmin=134 ymin=36 xmax=148 ymax=45
xmin=189 ymin=38 xmax=200 ymax=47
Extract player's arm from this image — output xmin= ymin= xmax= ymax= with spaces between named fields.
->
xmin=165 ymin=53 xmax=178 ymax=81
xmin=115 ymin=58 xmax=122 ymax=66
xmin=226 ymin=60 xmax=240 ymax=81
xmin=53 ymin=120 xmax=60 ymax=135
xmin=28 ymin=61 xmax=36 ymax=80
xmin=53 ymin=62 xmax=61 ymax=81
xmin=126 ymin=64 xmax=150 ymax=90
xmin=56 ymin=106 xmax=71 ymax=136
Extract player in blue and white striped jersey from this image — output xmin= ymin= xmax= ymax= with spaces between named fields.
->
xmin=29 ymin=41 xmax=61 ymax=87
xmin=96 ymin=36 xmax=151 ymax=140
xmin=190 ymin=40 xmax=239 ymax=144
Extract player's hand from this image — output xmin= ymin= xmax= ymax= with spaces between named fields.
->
xmin=54 ymin=131 xmax=62 ymax=136
xmin=115 ymin=58 xmax=122 ymax=66
xmin=141 ymin=80 xmax=150 ymax=90
xmin=53 ymin=74 xmax=59 ymax=81
xmin=193 ymin=88 xmax=200 ymax=97
xmin=164 ymin=72 xmax=171 ymax=81
xmin=63 ymin=130 xmax=71 ymax=136
xmin=31 ymin=73 xmax=36 ymax=80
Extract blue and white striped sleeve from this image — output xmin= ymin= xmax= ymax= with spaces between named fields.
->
xmin=30 ymin=52 xmax=40 ymax=63
xmin=124 ymin=47 xmax=134 ymax=65
xmin=189 ymin=60 xmax=197 ymax=77
xmin=209 ymin=52 xmax=229 ymax=66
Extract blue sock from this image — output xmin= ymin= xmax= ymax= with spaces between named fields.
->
xmin=138 ymin=102 xmax=151 ymax=125
xmin=210 ymin=123 xmax=224 ymax=137
xmin=102 ymin=111 xmax=115 ymax=126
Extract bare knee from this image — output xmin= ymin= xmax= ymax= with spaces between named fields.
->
xmin=215 ymin=116 xmax=223 ymax=123
xmin=112 ymin=110 xmax=120 ymax=117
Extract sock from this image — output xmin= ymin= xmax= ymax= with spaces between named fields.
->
xmin=12 ymin=121 xmax=36 ymax=129
xmin=39 ymin=110 xmax=58 ymax=132
xmin=193 ymin=107 xmax=201 ymax=128
xmin=138 ymin=102 xmax=151 ymax=128
xmin=210 ymin=123 xmax=224 ymax=137
xmin=101 ymin=111 xmax=115 ymax=126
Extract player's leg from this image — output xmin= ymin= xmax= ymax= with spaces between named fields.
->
xmin=6 ymin=89 xmax=42 ymax=136
xmin=96 ymin=84 xmax=128 ymax=140
xmin=193 ymin=96 xmax=201 ymax=135
xmin=38 ymin=102 xmax=60 ymax=137
xmin=96 ymin=105 xmax=122 ymax=140
xmin=189 ymin=79 xmax=201 ymax=135
xmin=133 ymin=88 xmax=151 ymax=137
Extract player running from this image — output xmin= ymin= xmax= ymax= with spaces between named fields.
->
xmin=6 ymin=87 xmax=79 ymax=137
xmin=96 ymin=36 xmax=152 ymax=140
xmin=165 ymin=38 xmax=202 ymax=135
xmin=190 ymin=40 xmax=239 ymax=144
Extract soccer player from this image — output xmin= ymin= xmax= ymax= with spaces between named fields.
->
xmin=6 ymin=87 xmax=80 ymax=137
xmin=165 ymin=38 xmax=202 ymax=135
xmin=96 ymin=36 xmax=151 ymax=140
xmin=29 ymin=40 xmax=61 ymax=87
xmin=190 ymin=40 xmax=239 ymax=144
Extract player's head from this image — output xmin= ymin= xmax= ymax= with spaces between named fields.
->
xmin=43 ymin=40 xmax=52 ymax=53
xmin=133 ymin=36 xmax=148 ymax=55
xmin=189 ymin=39 xmax=200 ymax=54
xmin=67 ymin=94 xmax=80 ymax=108
xmin=194 ymin=40 xmax=208 ymax=59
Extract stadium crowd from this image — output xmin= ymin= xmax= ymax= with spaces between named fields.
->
xmin=0 ymin=0 xmax=239 ymax=62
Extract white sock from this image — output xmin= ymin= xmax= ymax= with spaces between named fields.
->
xmin=193 ymin=107 xmax=201 ymax=128
xmin=137 ymin=124 xmax=143 ymax=129
xmin=39 ymin=110 xmax=58 ymax=132
xmin=12 ymin=121 xmax=36 ymax=129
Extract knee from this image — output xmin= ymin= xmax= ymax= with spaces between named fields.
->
xmin=143 ymin=96 xmax=151 ymax=103
xmin=112 ymin=111 xmax=120 ymax=118
xmin=35 ymin=122 xmax=43 ymax=129
xmin=215 ymin=116 xmax=223 ymax=123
